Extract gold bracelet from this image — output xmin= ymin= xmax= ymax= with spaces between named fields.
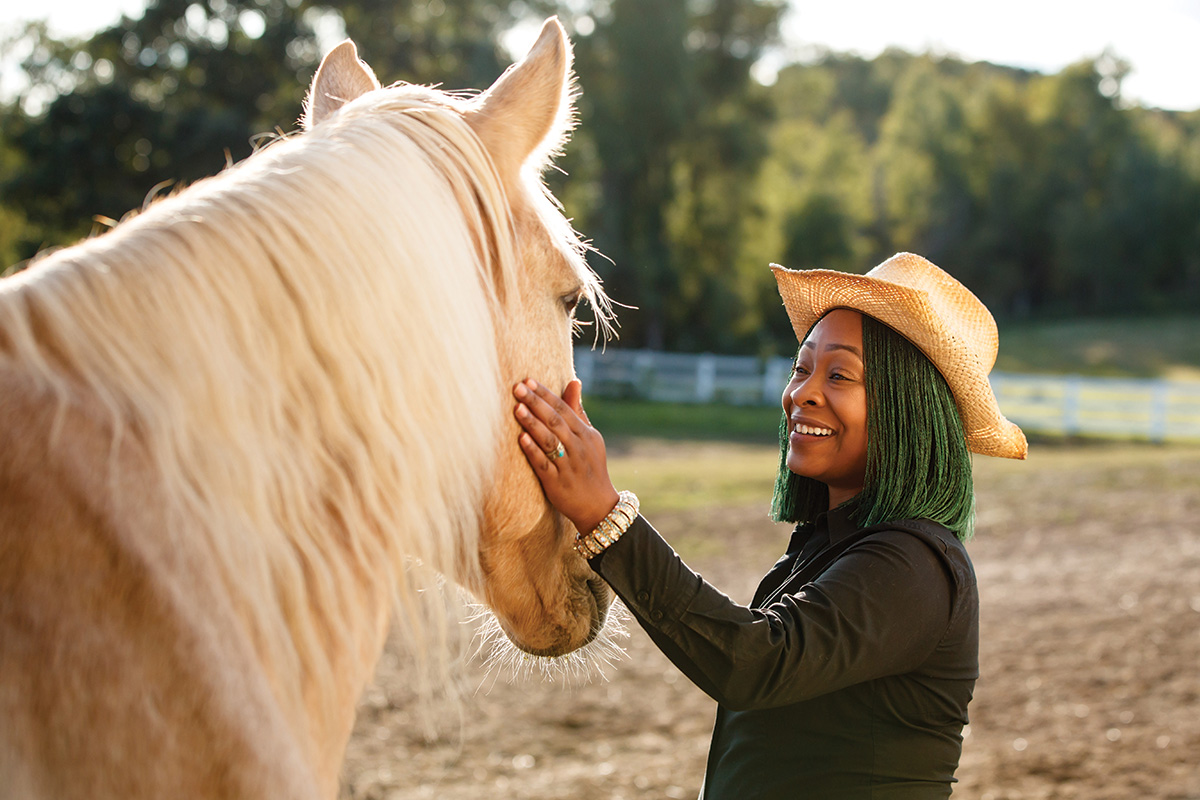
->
xmin=574 ymin=491 xmax=640 ymax=557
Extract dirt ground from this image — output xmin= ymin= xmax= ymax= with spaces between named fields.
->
xmin=338 ymin=441 xmax=1200 ymax=799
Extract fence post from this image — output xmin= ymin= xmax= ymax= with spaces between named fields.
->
xmin=1064 ymin=375 xmax=1082 ymax=436
xmin=763 ymin=357 xmax=791 ymax=405
xmin=1149 ymin=380 xmax=1170 ymax=443
xmin=575 ymin=348 xmax=594 ymax=389
xmin=634 ymin=351 xmax=655 ymax=400
xmin=697 ymin=355 xmax=716 ymax=403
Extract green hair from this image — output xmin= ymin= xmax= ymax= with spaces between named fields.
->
xmin=770 ymin=313 xmax=976 ymax=540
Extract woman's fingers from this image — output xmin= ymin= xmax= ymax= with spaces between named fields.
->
xmin=512 ymin=378 xmax=620 ymax=533
xmin=518 ymin=430 xmax=557 ymax=472
xmin=521 ymin=379 xmax=583 ymax=434
xmin=514 ymin=403 xmax=566 ymax=464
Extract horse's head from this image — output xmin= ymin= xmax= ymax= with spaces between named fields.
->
xmin=464 ymin=22 xmax=617 ymax=658
xmin=304 ymin=20 xmax=615 ymax=659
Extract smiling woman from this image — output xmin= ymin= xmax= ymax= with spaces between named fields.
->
xmin=774 ymin=310 xmax=977 ymax=539
xmin=781 ymin=308 xmax=870 ymax=508
xmin=512 ymin=252 xmax=1027 ymax=799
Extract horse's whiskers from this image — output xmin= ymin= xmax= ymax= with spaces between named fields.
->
xmin=467 ymin=601 xmax=630 ymax=687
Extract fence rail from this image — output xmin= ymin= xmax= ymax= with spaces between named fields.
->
xmin=575 ymin=348 xmax=1200 ymax=443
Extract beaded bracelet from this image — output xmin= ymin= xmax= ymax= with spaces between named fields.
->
xmin=574 ymin=490 xmax=640 ymax=557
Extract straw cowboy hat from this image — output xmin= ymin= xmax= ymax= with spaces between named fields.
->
xmin=771 ymin=252 xmax=1028 ymax=460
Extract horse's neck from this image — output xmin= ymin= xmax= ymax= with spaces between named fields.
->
xmin=3 ymin=140 xmax=504 ymax=761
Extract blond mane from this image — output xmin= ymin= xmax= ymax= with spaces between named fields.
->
xmin=0 ymin=80 xmax=603 ymax=743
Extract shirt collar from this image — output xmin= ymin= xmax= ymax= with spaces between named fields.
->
xmin=824 ymin=504 xmax=860 ymax=543
xmin=792 ymin=504 xmax=861 ymax=553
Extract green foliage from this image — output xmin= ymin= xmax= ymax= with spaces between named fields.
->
xmin=995 ymin=316 xmax=1200 ymax=379
xmin=2 ymin=2 xmax=1199 ymax=356
xmin=750 ymin=50 xmax=1200 ymax=336
xmin=324 ymin=0 xmax=520 ymax=88
xmin=551 ymin=0 xmax=785 ymax=351
xmin=1 ymin=1 xmax=320 ymax=261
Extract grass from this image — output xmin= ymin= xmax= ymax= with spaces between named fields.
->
xmin=607 ymin=442 xmax=781 ymax=516
xmin=581 ymin=398 xmax=785 ymax=517
xmin=995 ymin=315 xmax=1200 ymax=379
xmin=581 ymin=397 xmax=784 ymax=444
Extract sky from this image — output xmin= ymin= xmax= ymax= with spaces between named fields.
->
xmin=5 ymin=0 xmax=1200 ymax=111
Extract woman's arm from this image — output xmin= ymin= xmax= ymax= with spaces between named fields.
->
xmin=593 ymin=516 xmax=955 ymax=710
xmin=512 ymin=379 xmax=955 ymax=710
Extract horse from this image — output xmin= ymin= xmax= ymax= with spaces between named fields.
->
xmin=0 ymin=18 xmax=615 ymax=799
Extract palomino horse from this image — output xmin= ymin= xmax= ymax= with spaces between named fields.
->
xmin=0 ymin=18 xmax=614 ymax=799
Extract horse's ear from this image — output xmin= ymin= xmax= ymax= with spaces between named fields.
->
xmin=303 ymin=40 xmax=381 ymax=129
xmin=465 ymin=17 xmax=573 ymax=176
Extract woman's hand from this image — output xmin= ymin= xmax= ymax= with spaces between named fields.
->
xmin=513 ymin=378 xmax=620 ymax=535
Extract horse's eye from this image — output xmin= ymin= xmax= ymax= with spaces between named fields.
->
xmin=562 ymin=290 xmax=583 ymax=315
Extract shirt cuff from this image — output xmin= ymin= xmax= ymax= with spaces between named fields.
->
xmin=587 ymin=514 xmax=703 ymax=633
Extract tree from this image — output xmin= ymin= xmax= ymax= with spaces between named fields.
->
xmin=6 ymin=5 xmax=1200 ymax=330
xmin=552 ymin=0 xmax=784 ymax=350
xmin=0 ymin=0 xmax=528 ymax=264
xmin=318 ymin=0 xmax=520 ymax=89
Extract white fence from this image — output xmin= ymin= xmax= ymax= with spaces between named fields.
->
xmin=575 ymin=348 xmax=1200 ymax=443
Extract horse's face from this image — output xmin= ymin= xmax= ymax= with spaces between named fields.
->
xmin=306 ymin=20 xmax=615 ymax=658
xmin=473 ymin=218 xmax=613 ymax=658
xmin=461 ymin=22 xmax=617 ymax=658
xmin=470 ymin=210 xmax=614 ymax=658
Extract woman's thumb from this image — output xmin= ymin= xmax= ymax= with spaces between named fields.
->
xmin=563 ymin=379 xmax=591 ymax=425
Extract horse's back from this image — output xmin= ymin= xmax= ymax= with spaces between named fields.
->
xmin=0 ymin=366 xmax=320 ymax=800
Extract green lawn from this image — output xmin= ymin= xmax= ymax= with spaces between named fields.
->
xmin=995 ymin=315 xmax=1200 ymax=379
xmin=581 ymin=396 xmax=785 ymax=444
xmin=578 ymin=399 xmax=785 ymax=518
xmin=606 ymin=441 xmax=781 ymax=516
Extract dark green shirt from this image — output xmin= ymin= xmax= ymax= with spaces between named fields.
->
xmin=590 ymin=507 xmax=978 ymax=799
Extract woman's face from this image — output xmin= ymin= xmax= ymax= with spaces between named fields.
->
xmin=782 ymin=308 xmax=869 ymax=509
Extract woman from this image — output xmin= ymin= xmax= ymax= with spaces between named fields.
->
xmin=512 ymin=252 xmax=1027 ymax=799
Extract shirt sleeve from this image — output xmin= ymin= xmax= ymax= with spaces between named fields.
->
xmin=592 ymin=515 xmax=955 ymax=711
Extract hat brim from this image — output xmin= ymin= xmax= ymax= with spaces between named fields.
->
xmin=772 ymin=264 xmax=1027 ymax=460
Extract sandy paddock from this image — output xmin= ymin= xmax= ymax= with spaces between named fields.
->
xmin=339 ymin=441 xmax=1200 ymax=800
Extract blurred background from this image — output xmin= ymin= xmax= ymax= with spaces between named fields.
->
xmin=3 ymin=0 xmax=1199 ymax=371
xmin=2 ymin=2 xmax=1198 ymax=797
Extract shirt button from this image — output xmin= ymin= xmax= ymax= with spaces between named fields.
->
xmin=650 ymin=610 xmax=664 ymax=622
xmin=636 ymin=591 xmax=650 ymax=603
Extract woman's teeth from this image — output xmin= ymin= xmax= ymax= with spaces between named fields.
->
xmin=795 ymin=423 xmax=833 ymax=437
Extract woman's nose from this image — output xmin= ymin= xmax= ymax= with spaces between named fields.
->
xmin=787 ymin=376 xmax=822 ymax=408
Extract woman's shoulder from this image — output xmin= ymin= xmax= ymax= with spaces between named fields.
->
xmin=860 ymin=518 xmax=966 ymax=552
xmin=851 ymin=518 xmax=977 ymax=588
